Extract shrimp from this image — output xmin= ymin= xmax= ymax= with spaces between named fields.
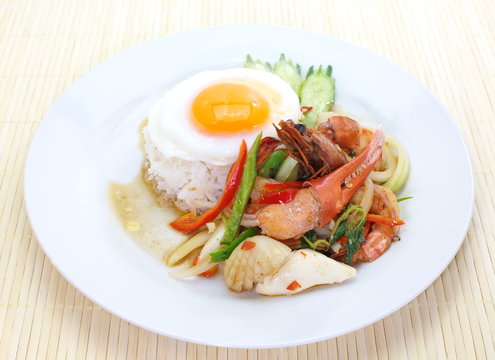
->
xmin=257 ymin=128 xmax=385 ymax=240
xmin=317 ymin=116 xmax=373 ymax=155
xmin=352 ymin=184 xmax=400 ymax=263
xmin=275 ymin=120 xmax=348 ymax=179
xmin=256 ymin=189 xmax=321 ymax=239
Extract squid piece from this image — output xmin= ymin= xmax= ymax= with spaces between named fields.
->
xmin=224 ymin=235 xmax=291 ymax=292
xmin=256 ymin=249 xmax=356 ymax=296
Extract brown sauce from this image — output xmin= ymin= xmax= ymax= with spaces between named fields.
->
xmin=109 ymin=174 xmax=189 ymax=262
xmin=109 ymin=175 xmax=188 ymax=262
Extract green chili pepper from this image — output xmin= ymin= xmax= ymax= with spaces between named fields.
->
xmin=209 ymin=228 xmax=258 ymax=262
xmin=221 ymin=133 xmax=262 ymax=245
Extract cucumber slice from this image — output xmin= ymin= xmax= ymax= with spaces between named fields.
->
xmin=244 ymin=55 xmax=272 ymax=72
xmin=275 ymin=156 xmax=299 ymax=182
xmin=383 ymin=135 xmax=410 ymax=192
xmin=300 ymin=65 xmax=335 ymax=128
xmin=272 ymin=54 xmax=303 ymax=96
xmin=259 ymin=150 xmax=286 ymax=178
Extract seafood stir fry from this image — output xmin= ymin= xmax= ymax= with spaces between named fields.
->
xmin=165 ymin=55 xmax=410 ymax=296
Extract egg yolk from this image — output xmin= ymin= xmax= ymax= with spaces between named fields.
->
xmin=191 ymin=82 xmax=270 ymax=133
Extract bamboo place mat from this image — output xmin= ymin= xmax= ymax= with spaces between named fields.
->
xmin=1 ymin=0 xmax=494 ymax=358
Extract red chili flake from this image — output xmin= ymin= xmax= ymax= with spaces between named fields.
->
xmin=241 ymin=240 xmax=256 ymax=250
xmin=192 ymin=255 xmax=199 ymax=266
xmin=287 ymin=280 xmax=302 ymax=291
xmin=339 ymin=237 xmax=348 ymax=244
xmin=301 ymin=251 xmax=307 ymax=257
xmin=364 ymin=222 xmax=371 ymax=238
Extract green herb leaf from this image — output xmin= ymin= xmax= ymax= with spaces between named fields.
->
xmin=344 ymin=212 xmax=367 ymax=264
xmin=331 ymin=219 xmax=347 ymax=244
xmin=397 ymin=196 xmax=413 ymax=202
xmin=301 ymin=230 xmax=316 ymax=248
xmin=330 ymin=205 xmax=367 ymax=264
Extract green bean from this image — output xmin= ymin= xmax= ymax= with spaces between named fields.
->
xmin=221 ymin=133 xmax=262 ymax=245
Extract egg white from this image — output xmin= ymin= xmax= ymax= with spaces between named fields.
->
xmin=146 ymin=68 xmax=301 ymax=166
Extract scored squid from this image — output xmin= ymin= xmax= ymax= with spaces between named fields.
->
xmin=224 ymin=235 xmax=291 ymax=292
xmin=256 ymin=249 xmax=356 ymax=296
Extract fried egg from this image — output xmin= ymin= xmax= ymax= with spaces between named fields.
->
xmin=147 ymin=68 xmax=301 ymax=166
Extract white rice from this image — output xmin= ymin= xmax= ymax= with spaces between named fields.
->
xmin=143 ymin=127 xmax=230 ymax=214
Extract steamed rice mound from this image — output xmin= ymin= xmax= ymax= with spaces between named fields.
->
xmin=143 ymin=129 xmax=230 ymax=214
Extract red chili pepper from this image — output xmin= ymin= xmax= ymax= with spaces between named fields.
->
xmin=241 ymin=240 xmax=256 ymax=250
xmin=169 ymin=140 xmax=247 ymax=232
xmin=301 ymin=106 xmax=313 ymax=113
xmin=339 ymin=237 xmax=348 ymax=244
xmin=263 ymin=181 xmax=304 ymax=192
xmin=256 ymin=137 xmax=281 ymax=167
xmin=254 ymin=188 xmax=299 ymax=205
xmin=287 ymin=280 xmax=301 ymax=291
xmin=364 ymin=221 xmax=371 ymax=238
xmin=367 ymin=214 xmax=405 ymax=226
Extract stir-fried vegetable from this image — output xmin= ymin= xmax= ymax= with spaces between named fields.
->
xmin=330 ymin=205 xmax=367 ymax=264
xmin=210 ymin=228 xmax=258 ymax=262
xmin=301 ymin=230 xmax=331 ymax=250
xmin=192 ymin=255 xmax=218 ymax=277
xmin=383 ymin=135 xmax=410 ymax=192
xmin=300 ymin=65 xmax=335 ymax=129
xmin=258 ymin=150 xmax=286 ymax=178
xmin=166 ymin=230 xmax=210 ymax=266
xmin=275 ymin=156 xmax=299 ymax=182
xmin=169 ymin=141 xmax=247 ymax=232
xmin=221 ymin=133 xmax=262 ymax=245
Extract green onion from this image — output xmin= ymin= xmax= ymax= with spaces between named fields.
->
xmin=221 ymin=133 xmax=262 ymax=245
xmin=397 ymin=196 xmax=413 ymax=202
xmin=210 ymin=228 xmax=258 ymax=262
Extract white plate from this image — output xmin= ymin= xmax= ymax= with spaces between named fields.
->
xmin=24 ymin=25 xmax=474 ymax=348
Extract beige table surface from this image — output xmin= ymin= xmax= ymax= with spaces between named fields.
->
xmin=1 ymin=0 xmax=494 ymax=358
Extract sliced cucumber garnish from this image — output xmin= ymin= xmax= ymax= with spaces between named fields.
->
xmin=273 ymin=54 xmax=303 ymax=96
xmin=300 ymin=65 xmax=335 ymax=128
xmin=244 ymin=55 xmax=272 ymax=72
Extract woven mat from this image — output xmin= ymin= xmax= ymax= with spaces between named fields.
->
xmin=1 ymin=0 xmax=494 ymax=358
